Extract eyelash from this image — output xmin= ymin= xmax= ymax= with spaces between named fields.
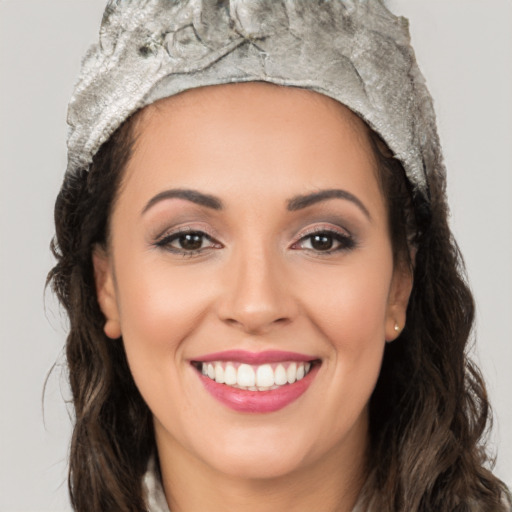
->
xmin=153 ymin=227 xmax=355 ymax=256
xmin=290 ymin=227 xmax=355 ymax=255
xmin=154 ymin=228 xmax=221 ymax=256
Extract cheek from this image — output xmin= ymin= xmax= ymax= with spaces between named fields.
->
xmin=293 ymin=254 xmax=392 ymax=425
xmin=298 ymin=256 xmax=392 ymax=346
xmin=112 ymin=252 xmax=219 ymax=398
xmin=116 ymin=255 xmax=215 ymax=340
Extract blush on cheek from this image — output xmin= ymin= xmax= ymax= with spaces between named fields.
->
xmin=308 ymin=278 xmax=389 ymax=348
xmin=118 ymin=265 xmax=214 ymax=338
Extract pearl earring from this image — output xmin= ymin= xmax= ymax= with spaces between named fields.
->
xmin=394 ymin=323 xmax=400 ymax=333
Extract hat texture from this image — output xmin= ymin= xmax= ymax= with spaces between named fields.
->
xmin=67 ymin=0 xmax=445 ymax=205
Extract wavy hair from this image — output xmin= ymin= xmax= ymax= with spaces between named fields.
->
xmin=48 ymin=107 xmax=510 ymax=511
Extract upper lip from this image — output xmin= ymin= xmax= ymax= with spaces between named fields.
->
xmin=191 ymin=350 xmax=318 ymax=365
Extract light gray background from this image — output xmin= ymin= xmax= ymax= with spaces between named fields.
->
xmin=0 ymin=1 xmax=510 ymax=510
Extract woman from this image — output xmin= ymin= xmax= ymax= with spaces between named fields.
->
xmin=48 ymin=1 xmax=511 ymax=510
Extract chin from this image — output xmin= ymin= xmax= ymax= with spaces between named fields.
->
xmin=205 ymin=439 xmax=314 ymax=481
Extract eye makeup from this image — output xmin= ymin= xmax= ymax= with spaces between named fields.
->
xmin=151 ymin=222 xmax=357 ymax=259
xmin=154 ymin=227 xmax=222 ymax=256
xmin=146 ymin=199 xmax=364 ymax=259
xmin=290 ymin=225 xmax=356 ymax=255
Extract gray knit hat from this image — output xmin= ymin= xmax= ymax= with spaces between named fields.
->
xmin=66 ymin=0 xmax=444 ymax=208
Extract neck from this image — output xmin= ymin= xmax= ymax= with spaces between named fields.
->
xmin=155 ymin=419 xmax=368 ymax=512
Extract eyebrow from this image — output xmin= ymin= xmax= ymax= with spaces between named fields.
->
xmin=287 ymin=189 xmax=371 ymax=219
xmin=142 ymin=188 xmax=223 ymax=215
xmin=141 ymin=187 xmax=370 ymax=219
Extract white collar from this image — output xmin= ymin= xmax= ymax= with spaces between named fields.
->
xmin=142 ymin=457 xmax=369 ymax=512
xmin=143 ymin=457 xmax=171 ymax=512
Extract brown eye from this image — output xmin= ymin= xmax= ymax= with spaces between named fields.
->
xmin=293 ymin=230 xmax=355 ymax=254
xmin=178 ymin=233 xmax=204 ymax=251
xmin=310 ymin=234 xmax=334 ymax=251
xmin=155 ymin=230 xmax=221 ymax=254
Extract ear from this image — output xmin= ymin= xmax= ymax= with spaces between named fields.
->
xmin=92 ymin=245 xmax=121 ymax=339
xmin=385 ymin=264 xmax=413 ymax=342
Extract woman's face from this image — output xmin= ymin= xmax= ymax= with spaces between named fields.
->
xmin=94 ymin=83 xmax=411 ymax=482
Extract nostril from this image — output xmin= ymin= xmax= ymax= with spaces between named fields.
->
xmin=222 ymin=315 xmax=291 ymax=335
xmin=273 ymin=317 xmax=291 ymax=327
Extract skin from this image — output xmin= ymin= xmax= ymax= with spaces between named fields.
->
xmin=94 ymin=82 xmax=413 ymax=512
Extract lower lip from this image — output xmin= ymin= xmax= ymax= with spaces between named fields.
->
xmin=196 ymin=364 xmax=319 ymax=413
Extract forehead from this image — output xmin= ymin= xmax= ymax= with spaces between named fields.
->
xmin=138 ymin=82 xmax=371 ymax=142
xmin=118 ymin=82 xmax=383 ymax=218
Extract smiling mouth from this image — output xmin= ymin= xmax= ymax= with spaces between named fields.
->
xmin=192 ymin=360 xmax=318 ymax=392
xmin=191 ymin=350 xmax=322 ymax=412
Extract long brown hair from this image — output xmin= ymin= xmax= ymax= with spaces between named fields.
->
xmin=48 ymin=108 xmax=510 ymax=511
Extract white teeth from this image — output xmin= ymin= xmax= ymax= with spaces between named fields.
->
xmin=224 ymin=364 xmax=237 ymax=385
xmin=199 ymin=360 xmax=315 ymax=390
xmin=237 ymin=364 xmax=255 ymax=387
xmin=256 ymin=364 xmax=274 ymax=387
xmin=214 ymin=363 xmax=225 ymax=384
xmin=274 ymin=364 xmax=287 ymax=386
xmin=287 ymin=362 xmax=297 ymax=384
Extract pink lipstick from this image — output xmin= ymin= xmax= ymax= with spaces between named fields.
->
xmin=195 ymin=349 xmax=315 ymax=364
xmin=192 ymin=350 xmax=320 ymax=413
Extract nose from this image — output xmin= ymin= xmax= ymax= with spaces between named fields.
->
xmin=216 ymin=245 xmax=296 ymax=335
